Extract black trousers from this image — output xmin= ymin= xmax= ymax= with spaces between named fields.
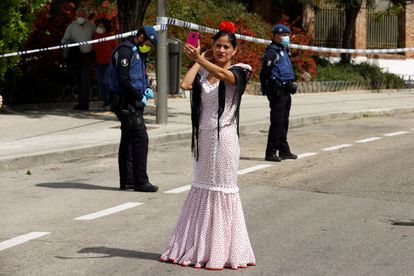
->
xmin=73 ymin=52 xmax=93 ymax=105
xmin=266 ymin=89 xmax=292 ymax=156
xmin=118 ymin=122 xmax=149 ymax=187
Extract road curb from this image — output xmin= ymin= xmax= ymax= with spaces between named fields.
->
xmin=1 ymin=107 xmax=413 ymax=172
xmin=0 ymin=131 xmax=192 ymax=173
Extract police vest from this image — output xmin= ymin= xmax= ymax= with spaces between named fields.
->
xmin=109 ymin=40 xmax=148 ymax=96
xmin=267 ymin=44 xmax=295 ymax=83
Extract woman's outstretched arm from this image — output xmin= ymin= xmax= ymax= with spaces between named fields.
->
xmin=180 ymin=61 xmax=201 ymax=90
xmin=183 ymin=43 xmax=236 ymax=85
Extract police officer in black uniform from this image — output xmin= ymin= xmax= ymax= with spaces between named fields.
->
xmin=109 ymin=26 xmax=158 ymax=192
xmin=260 ymin=24 xmax=298 ymax=162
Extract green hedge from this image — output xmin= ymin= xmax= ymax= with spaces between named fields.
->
xmin=314 ymin=57 xmax=405 ymax=89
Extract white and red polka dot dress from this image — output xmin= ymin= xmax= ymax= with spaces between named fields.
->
xmin=161 ymin=64 xmax=256 ymax=270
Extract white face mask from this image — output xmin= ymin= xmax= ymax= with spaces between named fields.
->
xmin=96 ymin=27 xmax=105 ymax=34
xmin=77 ymin=17 xmax=86 ymax=25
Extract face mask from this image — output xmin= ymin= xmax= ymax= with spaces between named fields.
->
xmin=139 ymin=44 xmax=152 ymax=53
xmin=77 ymin=17 xmax=86 ymax=25
xmin=96 ymin=27 xmax=105 ymax=34
xmin=280 ymin=36 xmax=290 ymax=48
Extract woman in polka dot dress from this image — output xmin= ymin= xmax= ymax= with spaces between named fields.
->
xmin=160 ymin=21 xmax=256 ymax=270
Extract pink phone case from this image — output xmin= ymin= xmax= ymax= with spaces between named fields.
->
xmin=187 ymin=32 xmax=199 ymax=47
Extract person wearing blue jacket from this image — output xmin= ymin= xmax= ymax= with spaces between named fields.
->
xmin=260 ymin=24 xmax=298 ymax=162
xmin=109 ymin=26 xmax=158 ymax=192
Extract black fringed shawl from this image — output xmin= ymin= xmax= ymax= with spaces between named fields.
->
xmin=190 ymin=65 xmax=252 ymax=160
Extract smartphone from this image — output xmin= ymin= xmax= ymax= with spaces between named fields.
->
xmin=187 ymin=31 xmax=199 ymax=47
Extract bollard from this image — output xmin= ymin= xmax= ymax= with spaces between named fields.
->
xmin=167 ymin=38 xmax=182 ymax=95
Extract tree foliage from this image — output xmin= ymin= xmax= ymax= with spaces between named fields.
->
xmin=0 ymin=1 xmax=77 ymax=104
xmin=0 ymin=0 xmax=48 ymax=80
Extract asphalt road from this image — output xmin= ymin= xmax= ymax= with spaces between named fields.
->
xmin=1 ymin=114 xmax=413 ymax=276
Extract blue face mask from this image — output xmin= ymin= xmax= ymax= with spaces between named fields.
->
xmin=280 ymin=36 xmax=290 ymax=48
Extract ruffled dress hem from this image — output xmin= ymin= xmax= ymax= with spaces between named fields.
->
xmin=160 ymin=186 xmax=256 ymax=270
xmin=159 ymin=257 xmax=256 ymax=270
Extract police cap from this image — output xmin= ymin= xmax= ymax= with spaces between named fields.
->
xmin=272 ymin=24 xmax=291 ymax=34
xmin=143 ymin=25 xmax=158 ymax=46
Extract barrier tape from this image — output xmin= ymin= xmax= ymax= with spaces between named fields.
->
xmin=160 ymin=17 xmax=414 ymax=54
xmin=0 ymin=25 xmax=161 ymax=58
xmin=1 ymin=16 xmax=414 ymax=58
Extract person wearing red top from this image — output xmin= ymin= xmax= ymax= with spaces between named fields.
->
xmin=93 ymin=18 xmax=117 ymax=109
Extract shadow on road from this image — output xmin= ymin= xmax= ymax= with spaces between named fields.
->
xmin=1 ymin=103 xmax=157 ymax=120
xmin=240 ymin=156 xmax=265 ymax=162
xmin=56 ymin=247 xmax=160 ymax=260
xmin=36 ymin=182 xmax=119 ymax=191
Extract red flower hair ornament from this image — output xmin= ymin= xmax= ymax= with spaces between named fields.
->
xmin=219 ymin=21 xmax=236 ymax=34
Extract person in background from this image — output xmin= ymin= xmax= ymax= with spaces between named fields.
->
xmin=109 ymin=26 xmax=158 ymax=192
xmin=260 ymin=24 xmax=298 ymax=162
xmin=93 ymin=18 xmax=117 ymax=110
xmin=62 ymin=7 xmax=95 ymax=111
xmin=0 ymin=95 xmax=3 ymax=109
xmin=160 ymin=21 xmax=256 ymax=270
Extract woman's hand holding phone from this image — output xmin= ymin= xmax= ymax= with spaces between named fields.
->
xmin=187 ymin=31 xmax=199 ymax=47
xmin=184 ymin=32 xmax=214 ymax=64
xmin=184 ymin=32 xmax=201 ymax=61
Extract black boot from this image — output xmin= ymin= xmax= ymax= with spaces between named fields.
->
xmin=265 ymin=153 xmax=282 ymax=162
xmin=120 ymin=184 xmax=134 ymax=190
xmin=134 ymin=182 xmax=158 ymax=192
xmin=279 ymin=152 xmax=298 ymax=160
xmin=73 ymin=103 xmax=89 ymax=111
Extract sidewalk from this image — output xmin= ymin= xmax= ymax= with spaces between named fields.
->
xmin=1 ymin=90 xmax=414 ymax=172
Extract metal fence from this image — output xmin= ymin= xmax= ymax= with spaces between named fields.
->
xmin=400 ymin=75 xmax=414 ymax=88
xmin=297 ymin=78 xmax=413 ymax=93
xmin=314 ymin=3 xmax=399 ymax=49
xmin=366 ymin=8 xmax=399 ymax=49
xmin=253 ymin=77 xmax=414 ymax=95
xmin=314 ymin=4 xmax=345 ymax=48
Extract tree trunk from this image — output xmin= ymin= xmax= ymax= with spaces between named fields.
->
xmin=397 ymin=3 xmax=406 ymax=48
xmin=251 ymin=0 xmax=274 ymax=23
xmin=116 ymin=0 xmax=151 ymax=34
xmin=302 ymin=3 xmax=315 ymax=37
xmin=340 ymin=1 xmax=362 ymax=64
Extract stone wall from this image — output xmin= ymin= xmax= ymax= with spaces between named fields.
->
xmin=404 ymin=3 xmax=414 ymax=58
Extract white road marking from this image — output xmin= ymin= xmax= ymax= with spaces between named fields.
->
xmin=0 ymin=232 xmax=50 ymax=251
xmin=164 ymin=185 xmax=191 ymax=194
xmin=297 ymin=152 xmax=318 ymax=159
xmin=323 ymin=144 xmax=352 ymax=151
xmin=383 ymin=131 xmax=408 ymax=137
xmin=356 ymin=137 xmax=382 ymax=143
xmin=162 ymin=150 xmax=342 ymax=194
xmin=164 ymin=164 xmax=275 ymax=194
xmin=237 ymin=164 xmax=272 ymax=175
xmin=165 ymin=130 xmax=412 ymax=195
xmin=74 ymin=202 xmax=142 ymax=220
